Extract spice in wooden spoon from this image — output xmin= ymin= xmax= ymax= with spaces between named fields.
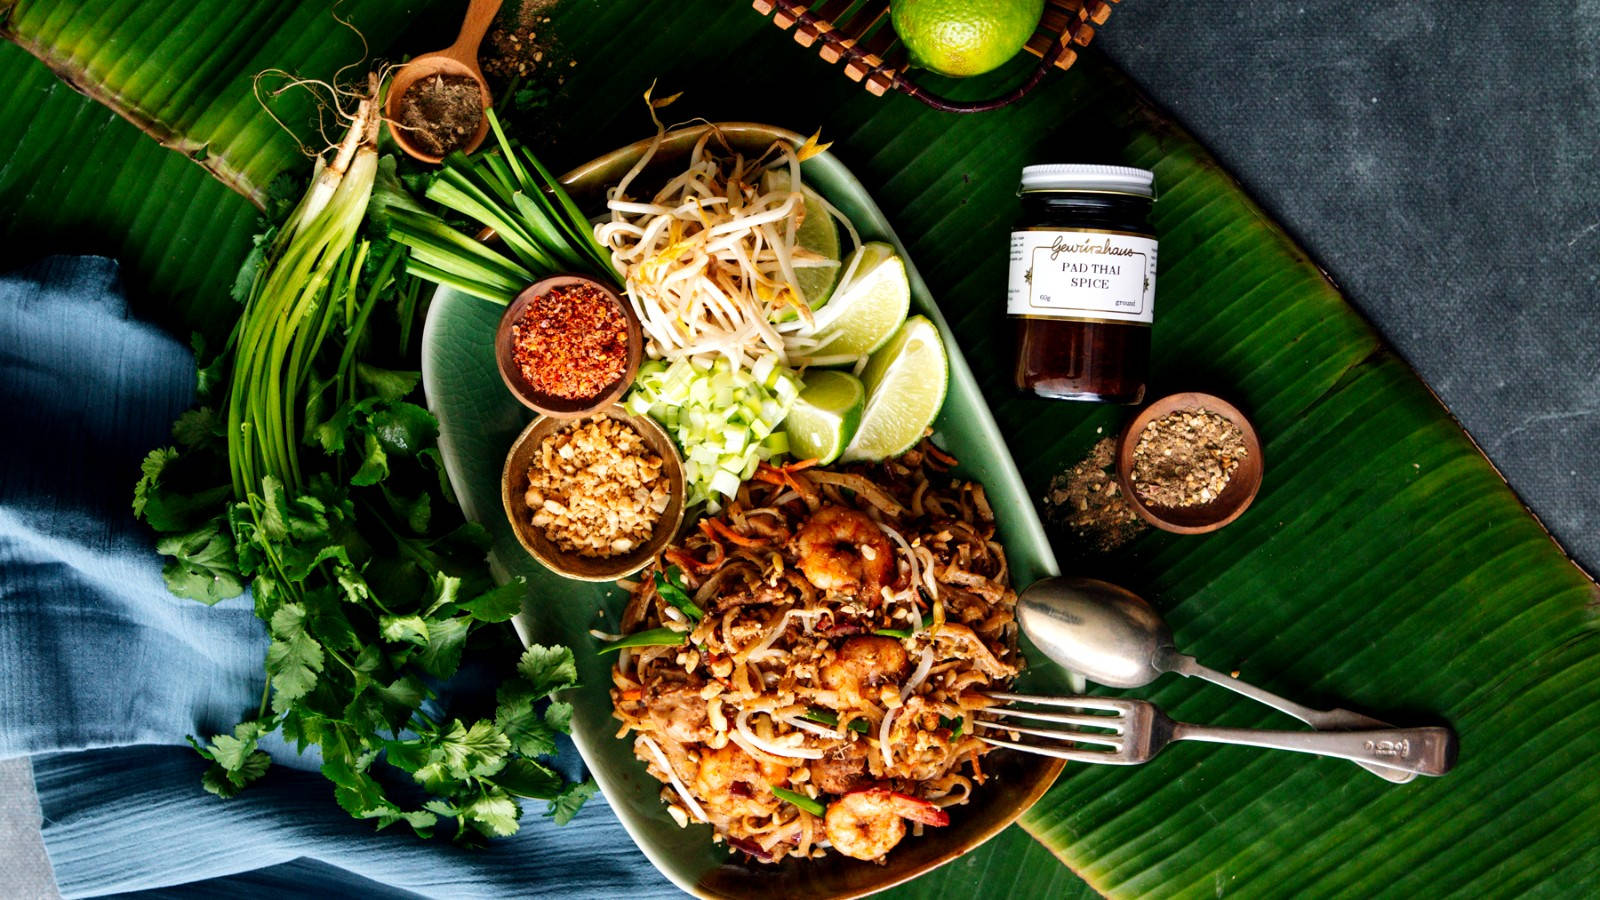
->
xmin=394 ymin=73 xmax=483 ymax=157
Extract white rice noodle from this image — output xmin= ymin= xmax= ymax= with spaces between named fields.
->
xmin=878 ymin=707 xmax=897 ymax=772
xmin=640 ymin=735 xmax=708 ymax=825
xmin=781 ymin=714 xmax=843 ymax=741
xmin=901 ymin=645 xmax=935 ymax=702
xmin=749 ymin=607 xmax=829 ymax=660
xmin=877 ymin=522 xmax=925 ymax=632
xmin=735 ymin=709 xmax=824 ymax=760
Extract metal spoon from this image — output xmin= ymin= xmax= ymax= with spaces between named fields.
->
xmin=1017 ymin=575 xmax=1417 ymax=783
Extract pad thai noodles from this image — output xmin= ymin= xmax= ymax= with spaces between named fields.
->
xmin=608 ymin=440 xmax=1020 ymax=863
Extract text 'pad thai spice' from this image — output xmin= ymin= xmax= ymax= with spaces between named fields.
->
xmin=510 ymin=282 xmax=629 ymax=401
xmin=524 ymin=417 xmax=670 ymax=557
xmin=609 ymin=441 xmax=1020 ymax=863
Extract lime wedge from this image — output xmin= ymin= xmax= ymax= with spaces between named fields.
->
xmin=783 ymin=370 xmax=866 ymax=465
xmin=762 ymin=170 xmax=841 ymax=313
xmin=799 ymin=242 xmax=910 ymax=359
xmin=841 ymin=316 xmax=949 ymax=462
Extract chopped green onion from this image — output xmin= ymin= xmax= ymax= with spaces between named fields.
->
xmin=800 ymin=708 xmax=870 ymax=734
xmin=597 ymin=627 xmax=687 ymax=655
xmin=940 ymin=715 xmax=964 ymax=738
xmin=627 ymin=358 xmax=802 ymax=507
xmin=873 ymin=628 xmax=913 ymax=640
xmin=654 ymin=567 xmax=703 ymax=622
xmin=771 ymin=786 xmax=825 ymax=816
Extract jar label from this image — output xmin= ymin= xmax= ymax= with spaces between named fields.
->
xmin=1007 ymin=229 xmax=1158 ymax=324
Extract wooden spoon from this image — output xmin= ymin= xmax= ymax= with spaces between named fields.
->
xmin=384 ymin=0 xmax=503 ymax=163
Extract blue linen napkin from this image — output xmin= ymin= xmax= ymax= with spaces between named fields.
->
xmin=0 ymin=256 xmax=677 ymax=898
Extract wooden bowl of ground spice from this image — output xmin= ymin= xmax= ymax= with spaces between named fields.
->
xmin=495 ymin=274 xmax=642 ymax=417
xmin=1116 ymin=392 xmax=1264 ymax=534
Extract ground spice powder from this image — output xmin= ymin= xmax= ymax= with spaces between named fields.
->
xmin=1130 ymin=408 xmax=1248 ymax=507
xmin=1044 ymin=437 xmax=1145 ymax=551
xmin=511 ymin=283 xmax=628 ymax=400
xmin=395 ymin=73 xmax=483 ymax=157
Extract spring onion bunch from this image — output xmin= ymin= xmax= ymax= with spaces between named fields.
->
xmin=133 ymin=80 xmax=593 ymax=841
xmin=388 ymin=109 xmax=615 ymax=304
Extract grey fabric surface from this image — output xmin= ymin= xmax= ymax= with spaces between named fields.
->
xmin=1096 ymin=0 xmax=1600 ymax=575
xmin=0 ymin=759 xmax=58 ymax=900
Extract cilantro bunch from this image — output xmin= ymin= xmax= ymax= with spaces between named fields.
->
xmin=132 ymin=152 xmax=592 ymax=840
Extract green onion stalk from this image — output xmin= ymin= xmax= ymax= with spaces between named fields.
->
xmin=227 ymin=90 xmax=382 ymax=502
xmin=387 ymin=109 xmax=617 ymax=303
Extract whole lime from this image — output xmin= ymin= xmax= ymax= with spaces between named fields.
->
xmin=891 ymin=0 xmax=1046 ymax=78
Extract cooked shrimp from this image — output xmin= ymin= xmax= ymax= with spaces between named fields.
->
xmin=823 ymin=787 xmax=950 ymax=861
xmin=794 ymin=506 xmax=894 ymax=596
xmin=694 ymin=744 xmax=789 ymax=817
xmin=821 ymin=636 xmax=907 ymax=707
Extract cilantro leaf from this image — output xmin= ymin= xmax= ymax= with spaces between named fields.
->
xmin=416 ymin=615 xmax=470 ymax=679
xmin=155 ymin=519 xmax=245 ymax=604
xmin=437 ymin=719 xmax=511 ymax=779
xmin=356 ymin=364 xmax=422 ymax=402
xmin=370 ymin=402 xmax=438 ymax=457
xmin=545 ymin=778 xmax=598 ymax=826
xmin=491 ymin=758 xmax=563 ymax=799
xmin=494 ymin=683 xmax=556 ymax=758
xmin=458 ymin=579 xmax=526 ymax=623
xmin=464 ymin=787 xmax=521 ymax=837
xmin=172 ymin=407 xmax=222 ymax=449
xmin=516 ymin=644 xmax=578 ymax=696
xmin=134 ymin=448 xmax=232 ymax=533
xmin=379 ymin=614 xmax=430 ymax=646
xmin=543 ymin=700 xmax=573 ymax=733
xmin=351 ymin=432 xmax=389 ymax=486
xmin=266 ymin=603 xmax=325 ymax=711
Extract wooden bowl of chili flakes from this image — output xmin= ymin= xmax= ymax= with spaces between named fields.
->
xmin=494 ymin=274 xmax=643 ymax=417
xmin=501 ymin=408 xmax=686 ymax=581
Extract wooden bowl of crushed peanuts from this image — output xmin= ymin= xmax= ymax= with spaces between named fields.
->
xmin=1115 ymin=392 xmax=1264 ymax=535
xmin=501 ymin=407 xmax=686 ymax=581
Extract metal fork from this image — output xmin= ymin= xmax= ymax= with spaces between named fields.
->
xmin=977 ymin=692 xmax=1457 ymax=776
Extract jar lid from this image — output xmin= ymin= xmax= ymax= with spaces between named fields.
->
xmin=1019 ymin=164 xmax=1155 ymax=197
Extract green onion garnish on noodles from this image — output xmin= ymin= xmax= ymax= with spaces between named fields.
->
xmin=598 ymin=627 xmax=688 ymax=654
xmin=800 ymin=708 xmax=870 ymax=734
xmin=771 ymin=786 xmax=825 ymax=817
xmin=655 ymin=566 xmax=703 ymax=621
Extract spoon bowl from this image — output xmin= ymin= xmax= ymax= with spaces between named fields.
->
xmin=1017 ymin=577 xmax=1171 ymax=688
xmin=384 ymin=0 xmax=502 ymax=163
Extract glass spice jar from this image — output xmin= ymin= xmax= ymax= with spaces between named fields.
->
xmin=1007 ymin=164 xmax=1159 ymax=404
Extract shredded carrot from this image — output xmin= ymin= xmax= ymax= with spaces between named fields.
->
xmin=703 ymin=517 xmax=765 ymax=548
xmin=924 ymin=441 xmax=958 ymax=468
xmin=665 ymin=546 xmax=722 ymax=575
xmin=618 ymin=688 xmax=644 ymax=701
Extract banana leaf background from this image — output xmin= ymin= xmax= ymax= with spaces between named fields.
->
xmin=3 ymin=0 xmax=1597 ymax=896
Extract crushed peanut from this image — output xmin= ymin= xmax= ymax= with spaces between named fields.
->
xmin=523 ymin=417 xmax=670 ymax=558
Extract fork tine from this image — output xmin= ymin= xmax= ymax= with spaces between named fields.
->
xmin=974 ymin=718 xmax=1124 ymax=749
xmin=981 ymin=706 xmax=1125 ymax=732
xmin=977 ymin=734 xmax=1123 ymax=764
xmin=983 ymin=691 xmax=1130 ymax=712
